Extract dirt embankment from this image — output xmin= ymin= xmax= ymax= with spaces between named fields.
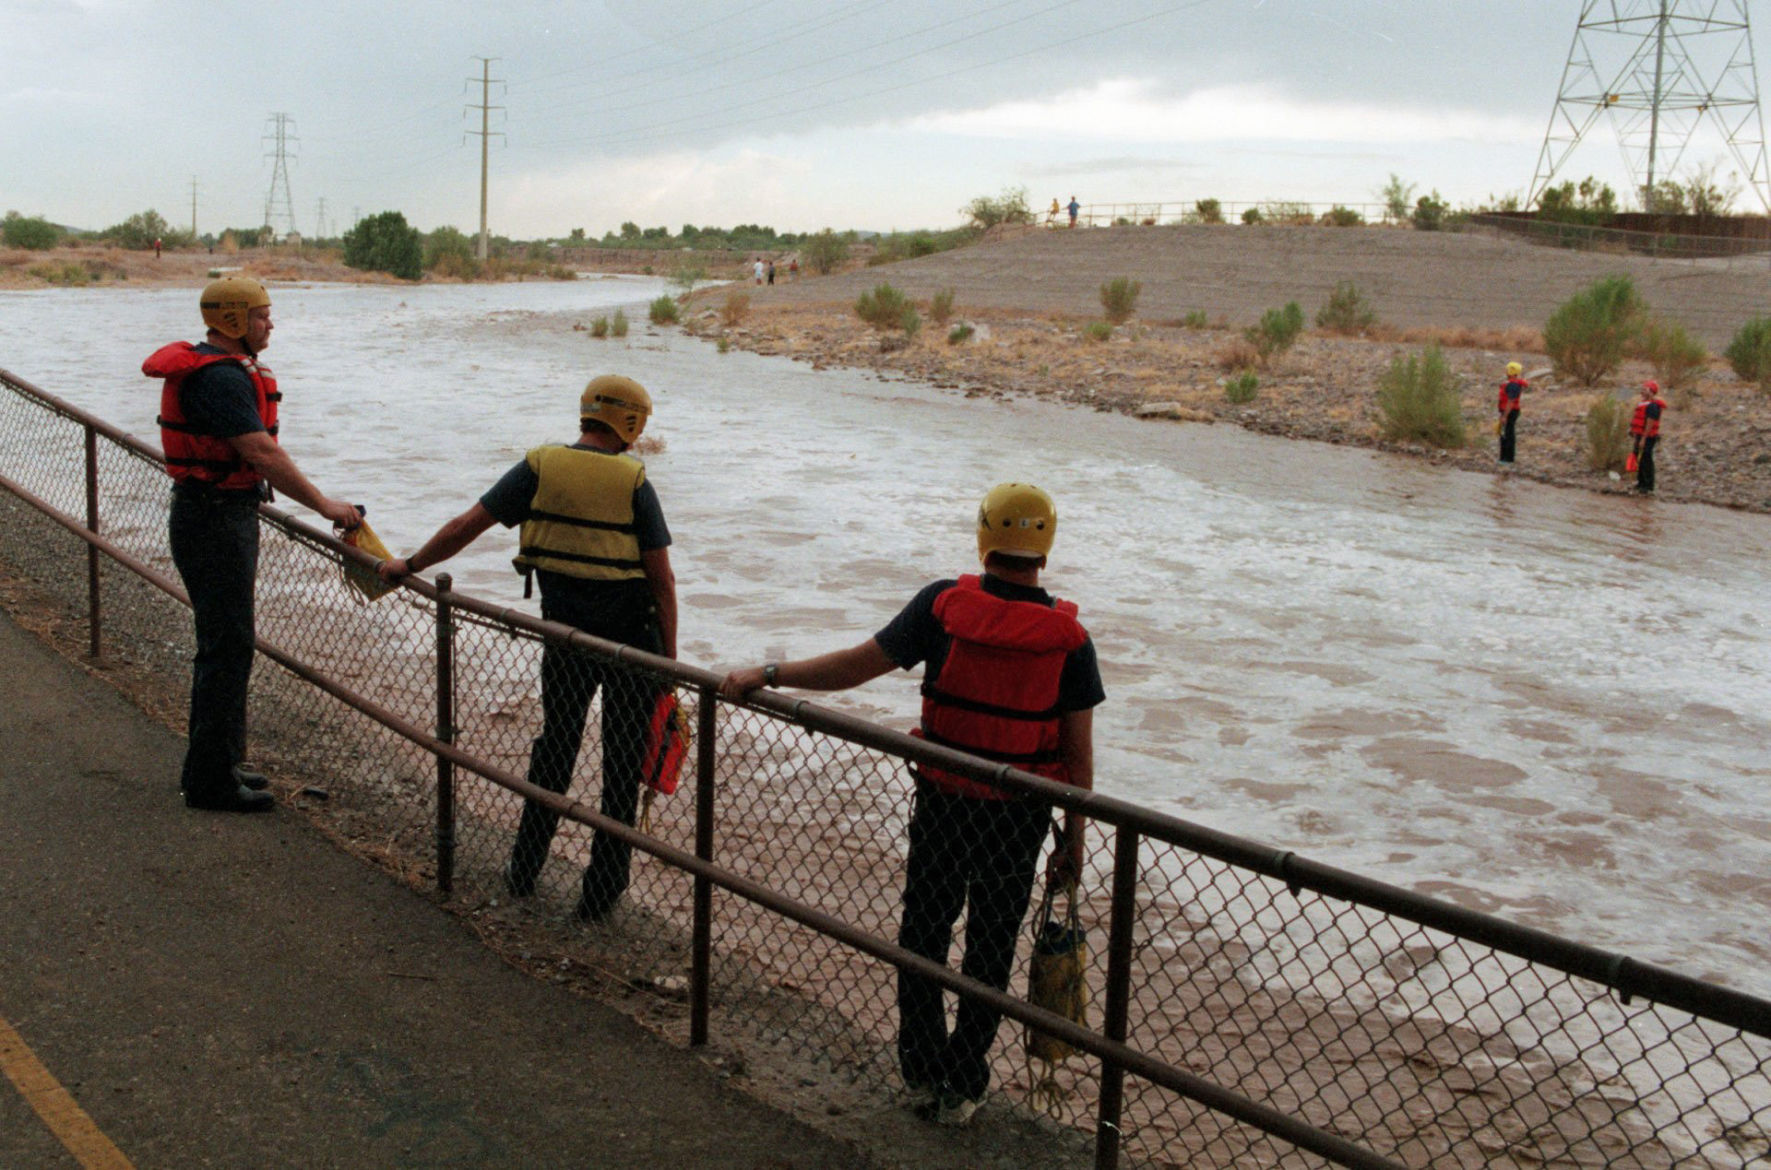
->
xmin=690 ymin=225 xmax=1771 ymax=513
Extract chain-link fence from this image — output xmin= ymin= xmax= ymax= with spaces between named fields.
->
xmin=1466 ymin=213 xmax=1771 ymax=265
xmin=3 ymin=364 xmax=1768 ymax=1169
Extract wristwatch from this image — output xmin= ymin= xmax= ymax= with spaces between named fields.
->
xmin=762 ymin=663 xmax=780 ymax=687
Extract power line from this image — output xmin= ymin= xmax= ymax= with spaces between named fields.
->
xmin=262 ymin=112 xmax=299 ymax=237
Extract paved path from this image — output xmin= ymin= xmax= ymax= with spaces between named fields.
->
xmin=0 ymin=608 xmax=863 ymax=1169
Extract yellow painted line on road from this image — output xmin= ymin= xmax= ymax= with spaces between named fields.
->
xmin=0 ymin=1012 xmax=134 ymax=1169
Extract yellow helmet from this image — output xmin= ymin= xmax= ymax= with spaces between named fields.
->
xmin=580 ymin=374 xmax=652 ymax=445
xmin=199 ymin=276 xmax=271 ymax=340
xmin=977 ymin=482 xmax=1056 ymax=562
xmin=1506 ymin=361 xmax=1523 ymax=377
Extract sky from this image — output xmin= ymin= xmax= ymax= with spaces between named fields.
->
xmin=3 ymin=0 xmax=1769 ymax=238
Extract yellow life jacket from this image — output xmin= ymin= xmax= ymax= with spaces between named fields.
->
xmin=513 ymin=445 xmax=647 ymax=582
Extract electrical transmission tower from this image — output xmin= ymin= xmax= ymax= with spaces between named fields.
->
xmin=465 ymin=57 xmax=505 ymax=261
xmin=262 ymin=112 xmax=299 ymax=238
xmin=1531 ymin=0 xmax=1769 ymax=212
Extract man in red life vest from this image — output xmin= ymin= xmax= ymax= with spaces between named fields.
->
xmin=719 ymin=483 xmax=1104 ymax=1127
xmin=143 ymin=277 xmax=362 ymax=812
xmin=1629 ymin=379 xmax=1668 ymax=493
xmin=1497 ymin=360 xmax=1526 ymax=464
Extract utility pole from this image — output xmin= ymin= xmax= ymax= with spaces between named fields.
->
xmin=190 ymin=176 xmax=199 ymax=239
xmin=262 ymin=112 xmax=299 ymax=238
xmin=315 ymin=197 xmax=328 ymax=241
xmin=1531 ymin=0 xmax=1769 ymax=212
xmin=465 ymin=57 xmax=505 ymax=262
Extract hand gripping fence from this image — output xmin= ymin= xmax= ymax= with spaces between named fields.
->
xmin=3 ymin=364 xmax=1769 ymax=1169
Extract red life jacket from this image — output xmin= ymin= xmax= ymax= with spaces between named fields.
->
xmin=1630 ymin=395 xmax=1666 ymax=439
xmin=912 ymin=574 xmax=1088 ymax=801
xmin=144 ymin=342 xmax=280 ymax=490
xmin=1497 ymin=377 xmax=1526 ymax=415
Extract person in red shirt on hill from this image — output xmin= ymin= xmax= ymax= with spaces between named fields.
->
xmin=1629 ymin=380 xmax=1668 ymax=493
xmin=1497 ymin=361 xmax=1527 ymax=464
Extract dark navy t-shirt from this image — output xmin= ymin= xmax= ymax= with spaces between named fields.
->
xmin=479 ymin=443 xmax=671 ymax=551
xmin=874 ymin=575 xmax=1105 ymax=713
xmin=178 ymin=344 xmax=266 ymax=438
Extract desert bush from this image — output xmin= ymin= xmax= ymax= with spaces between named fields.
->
xmin=343 ymin=210 xmax=423 ymax=280
xmin=28 ymin=262 xmax=93 ymax=285
xmin=1181 ymin=310 xmax=1209 ymax=329
xmin=668 ymin=259 xmax=706 ymax=295
xmin=1636 ymin=318 xmax=1706 ymax=393
xmin=802 ymin=229 xmax=849 ymax=275
xmin=612 ymin=309 xmax=629 ymax=338
xmin=1537 ymin=176 xmax=1618 ymax=226
xmin=1584 ymin=393 xmax=1632 ymax=470
xmin=1099 ymin=277 xmax=1141 ymax=324
xmin=1411 ymin=192 xmax=1449 ymax=231
xmin=589 ymin=316 xmax=610 ymax=338
xmin=1316 ymin=282 xmax=1377 ymax=334
xmin=1543 ymin=275 xmax=1646 ymax=386
xmin=1241 ymin=207 xmax=1263 ymax=225
xmin=1244 ymin=301 xmax=1305 ymax=362
xmin=1263 ymin=201 xmax=1313 ymax=224
xmin=1379 ymin=174 xmax=1417 ymax=223
xmin=3 ymin=211 xmax=61 ymax=250
xmin=900 ymin=307 xmax=922 ymax=340
xmin=1194 ymin=198 xmax=1223 ymax=224
xmin=100 ymin=208 xmax=171 ymax=250
xmin=1320 ymin=205 xmax=1364 ymax=227
xmin=648 ymin=295 xmax=679 ymax=325
xmin=716 ymin=335 xmax=731 ymax=353
xmin=424 ymin=226 xmax=477 ymax=276
xmin=929 ymin=287 xmax=955 ymax=326
xmin=947 ymin=323 xmax=974 ymax=345
xmin=1225 ymin=371 xmax=1259 ymax=404
xmin=961 ymin=186 xmax=1034 ymax=231
xmin=1723 ymin=316 xmax=1771 ymax=390
xmin=1083 ymin=321 xmax=1113 ymax=343
xmin=1217 ymin=336 xmax=1262 ymax=371
xmin=856 ymin=282 xmax=910 ymax=329
xmin=720 ymin=292 xmax=749 ymax=327
xmin=1377 ymin=344 xmax=1466 ymax=447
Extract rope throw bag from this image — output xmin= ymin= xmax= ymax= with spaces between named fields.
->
xmin=1026 ymin=874 xmax=1088 ymax=1113
xmin=341 ymin=518 xmax=396 ymax=602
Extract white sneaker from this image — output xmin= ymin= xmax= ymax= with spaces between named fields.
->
xmin=934 ymin=1089 xmax=986 ymax=1127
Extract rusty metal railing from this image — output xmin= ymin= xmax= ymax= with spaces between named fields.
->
xmin=3 ymin=362 xmax=1768 ymax=1169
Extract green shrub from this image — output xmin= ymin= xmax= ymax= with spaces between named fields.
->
xmin=1181 ymin=310 xmax=1209 ymax=329
xmin=1723 ymin=316 xmax=1771 ymax=390
xmin=1244 ymin=301 xmax=1305 ymax=362
xmin=3 ymin=211 xmax=61 ymax=250
xmin=1083 ymin=321 xmax=1113 ymax=343
xmin=803 ymin=229 xmax=849 ymax=275
xmin=1263 ymin=201 xmax=1314 ymax=224
xmin=1538 ymin=176 xmax=1618 ymax=226
xmin=1543 ymin=275 xmax=1646 ymax=386
xmin=1584 ymin=393 xmax=1633 ymax=470
xmin=668 ymin=260 xmax=706 ymax=295
xmin=929 ymin=287 xmax=955 ymax=326
xmin=716 ymin=335 xmax=731 ymax=353
xmin=1320 ymin=205 xmax=1364 ymax=227
xmin=1315 ymin=282 xmax=1377 ymax=334
xmin=1099 ymin=277 xmax=1141 ymax=324
xmin=1636 ymin=318 xmax=1705 ymax=393
xmin=100 ymin=208 xmax=171 ymax=250
xmin=342 ymin=210 xmax=423 ymax=280
xmin=28 ymin=262 xmax=92 ymax=285
xmin=900 ymin=306 xmax=922 ymax=340
xmin=590 ymin=316 xmax=610 ymax=338
xmin=947 ymin=323 xmax=974 ymax=345
xmin=1225 ymin=371 xmax=1259 ymax=404
xmin=612 ymin=309 xmax=629 ymax=338
xmin=648 ymin=295 xmax=679 ymax=325
xmin=1241 ymin=207 xmax=1263 ymax=225
xmin=855 ymin=282 xmax=912 ymax=330
xmin=720 ymin=292 xmax=749 ymax=327
xmin=961 ymin=186 xmax=1035 ymax=231
xmin=1377 ymin=344 xmax=1466 ymax=447
xmin=1411 ymin=192 xmax=1449 ymax=231
xmin=1194 ymin=198 xmax=1223 ymax=224
xmin=1380 ymin=174 xmax=1417 ymax=223
xmin=424 ymin=226 xmax=477 ymax=275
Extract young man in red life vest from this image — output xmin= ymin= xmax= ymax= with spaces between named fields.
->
xmin=143 ymin=277 xmax=362 ymax=812
xmin=719 ymin=483 xmax=1104 ymax=1127
xmin=1497 ymin=360 xmax=1527 ymax=464
xmin=1629 ymin=379 xmax=1668 ymax=493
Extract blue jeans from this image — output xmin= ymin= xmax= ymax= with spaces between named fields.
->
xmin=897 ymin=779 xmax=1052 ymax=1100
xmin=168 ymin=485 xmax=260 ymax=798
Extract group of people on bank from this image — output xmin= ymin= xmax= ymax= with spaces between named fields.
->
xmin=145 ymin=276 xmax=1101 ymax=1128
xmin=1496 ymin=360 xmax=1666 ymax=494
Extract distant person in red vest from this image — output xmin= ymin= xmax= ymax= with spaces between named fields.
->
xmin=154 ymin=236 xmax=163 ymax=259
xmin=1496 ymin=361 xmax=1526 ymax=464
xmin=1629 ymin=380 xmax=1667 ymax=493
xmin=719 ymin=483 xmax=1104 ymax=1128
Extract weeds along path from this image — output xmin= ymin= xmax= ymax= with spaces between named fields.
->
xmin=757 ymin=224 xmax=1770 ymax=348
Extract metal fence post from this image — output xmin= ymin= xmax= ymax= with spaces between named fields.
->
xmin=1095 ymin=825 xmax=1141 ymax=1170
xmin=435 ymin=573 xmax=456 ymax=894
xmin=690 ymin=683 xmax=717 ymax=1047
xmin=83 ymin=424 xmax=100 ymax=658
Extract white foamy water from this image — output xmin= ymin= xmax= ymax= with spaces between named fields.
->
xmin=4 ymin=278 xmax=1768 ymax=997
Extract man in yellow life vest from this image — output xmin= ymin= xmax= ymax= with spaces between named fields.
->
xmin=379 ymin=375 xmax=678 ymax=920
